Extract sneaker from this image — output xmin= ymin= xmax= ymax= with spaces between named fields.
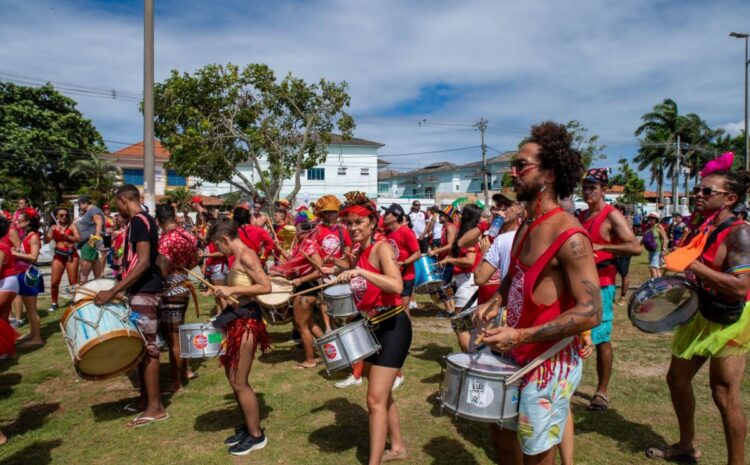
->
xmin=224 ymin=426 xmax=248 ymax=447
xmin=392 ymin=374 xmax=405 ymax=391
xmin=409 ymin=300 xmax=418 ymax=310
xmin=48 ymin=303 xmax=58 ymax=313
xmin=335 ymin=374 xmax=363 ymax=389
xmin=9 ymin=318 xmax=24 ymax=328
xmin=228 ymin=429 xmax=267 ymax=456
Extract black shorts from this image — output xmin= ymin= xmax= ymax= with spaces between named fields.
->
xmin=365 ymin=312 xmax=412 ymax=369
xmin=401 ymin=279 xmax=415 ymax=297
xmin=615 ymin=256 xmax=631 ymax=277
xmin=293 ymin=280 xmax=319 ymax=295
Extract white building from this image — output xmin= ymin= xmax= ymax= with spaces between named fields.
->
xmin=105 ymin=135 xmax=383 ymax=203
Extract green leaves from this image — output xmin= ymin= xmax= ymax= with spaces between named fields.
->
xmin=153 ymin=63 xmax=354 ymax=202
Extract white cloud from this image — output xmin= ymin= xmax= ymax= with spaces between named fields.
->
xmin=717 ymin=120 xmax=746 ymax=136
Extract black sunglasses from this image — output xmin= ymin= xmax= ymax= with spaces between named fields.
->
xmin=693 ymin=186 xmax=728 ymax=197
xmin=510 ymin=159 xmax=541 ymax=172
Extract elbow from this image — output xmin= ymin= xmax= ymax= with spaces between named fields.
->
xmin=259 ymin=282 xmax=272 ymax=295
xmin=631 ymin=244 xmax=643 ymax=256
xmin=474 ymin=275 xmax=488 ymax=286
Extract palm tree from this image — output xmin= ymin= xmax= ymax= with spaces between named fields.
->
xmin=164 ymin=186 xmax=194 ymax=211
xmin=69 ymin=153 xmax=121 ymax=205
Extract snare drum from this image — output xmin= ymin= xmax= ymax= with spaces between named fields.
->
xmin=60 ymin=300 xmax=145 ymax=381
xmin=414 ymin=255 xmax=445 ymax=294
xmin=72 ymin=278 xmax=117 ymax=304
xmin=451 ymin=306 xmax=476 ymax=332
xmin=314 ymin=319 xmax=380 ymax=374
xmin=179 ymin=322 xmax=225 ymax=358
xmin=257 ymin=277 xmax=294 ymax=325
xmin=440 ymin=353 xmax=521 ymax=423
xmin=628 ymin=276 xmax=699 ymax=333
xmin=430 ymin=284 xmax=455 ymax=304
xmin=323 ymin=283 xmax=358 ymax=319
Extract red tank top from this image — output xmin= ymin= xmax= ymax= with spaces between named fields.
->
xmin=351 ymin=241 xmax=402 ymax=315
xmin=53 ymin=226 xmax=75 ymax=252
xmin=454 ymin=244 xmax=482 ymax=274
xmin=579 ymin=204 xmax=618 ymax=287
xmin=439 ymin=223 xmax=457 ymax=259
xmin=697 ymin=216 xmax=748 ymax=300
xmin=0 ymin=242 xmax=16 ymax=278
xmin=505 ymin=209 xmax=588 ymax=375
xmin=16 ymin=231 xmax=39 ymax=272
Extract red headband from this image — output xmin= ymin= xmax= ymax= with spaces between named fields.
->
xmin=24 ymin=207 xmax=38 ymax=219
xmin=340 ymin=205 xmax=372 ymax=218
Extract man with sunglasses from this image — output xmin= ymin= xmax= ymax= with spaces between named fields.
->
xmin=579 ymin=168 xmax=642 ymax=412
xmin=647 ymin=170 xmax=750 ymax=464
xmin=475 ymin=122 xmax=601 ymax=464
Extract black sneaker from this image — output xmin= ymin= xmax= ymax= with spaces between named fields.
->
xmin=228 ymin=429 xmax=267 ymax=456
xmin=224 ymin=426 xmax=248 ymax=447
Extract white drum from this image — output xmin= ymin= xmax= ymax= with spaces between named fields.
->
xmin=257 ymin=277 xmax=294 ymax=325
xmin=73 ymin=278 xmax=118 ymax=304
xmin=440 ymin=353 xmax=521 ymax=424
xmin=179 ymin=323 xmax=225 ymax=359
xmin=314 ymin=319 xmax=380 ymax=374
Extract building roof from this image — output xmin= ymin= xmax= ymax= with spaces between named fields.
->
xmin=105 ymin=140 xmax=171 ymax=160
xmin=378 ymin=151 xmax=515 ymax=180
xmin=313 ymin=134 xmax=384 ymax=147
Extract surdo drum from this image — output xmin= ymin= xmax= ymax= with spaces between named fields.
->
xmin=440 ymin=353 xmax=521 ymax=424
xmin=314 ymin=319 xmax=380 ymax=374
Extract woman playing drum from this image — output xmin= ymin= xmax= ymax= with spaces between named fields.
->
xmin=336 ymin=191 xmax=412 ymax=464
xmin=44 ymin=207 xmax=80 ymax=313
xmin=208 ymin=219 xmax=272 ymax=456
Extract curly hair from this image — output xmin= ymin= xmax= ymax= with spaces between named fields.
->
xmin=707 ymin=170 xmax=750 ymax=208
xmin=527 ymin=121 xmax=584 ymax=199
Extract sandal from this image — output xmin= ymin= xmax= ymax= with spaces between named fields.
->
xmin=587 ymin=392 xmax=609 ymax=411
xmin=127 ymin=413 xmax=170 ymax=428
xmin=645 ymin=443 xmax=701 ymax=463
xmin=294 ymin=361 xmax=317 ymax=369
xmin=381 ymin=448 xmax=408 ymax=462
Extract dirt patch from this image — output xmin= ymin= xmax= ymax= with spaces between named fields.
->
xmin=619 ymin=359 xmax=666 ymax=379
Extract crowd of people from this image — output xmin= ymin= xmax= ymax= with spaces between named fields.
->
xmin=0 ymin=120 xmax=748 ymax=464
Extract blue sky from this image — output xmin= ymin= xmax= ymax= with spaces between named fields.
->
xmin=1 ymin=0 xmax=748 ymax=184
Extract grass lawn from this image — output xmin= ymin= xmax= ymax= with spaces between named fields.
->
xmin=1 ymin=254 xmax=748 ymax=464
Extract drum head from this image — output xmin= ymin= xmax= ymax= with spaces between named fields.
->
xmin=77 ymin=336 xmax=145 ymax=378
xmin=629 ymin=277 xmax=699 ymax=333
xmin=73 ymin=278 xmax=117 ymax=303
xmin=258 ymin=277 xmax=293 ymax=306
xmin=446 ymin=353 xmax=519 ymax=375
xmin=324 ymin=283 xmax=352 ymax=298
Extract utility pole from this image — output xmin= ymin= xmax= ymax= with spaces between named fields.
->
xmin=672 ymin=135 xmax=680 ymax=216
xmin=143 ymin=0 xmax=155 ymax=212
xmin=730 ymin=32 xmax=750 ymax=171
xmin=475 ymin=118 xmax=489 ymax=209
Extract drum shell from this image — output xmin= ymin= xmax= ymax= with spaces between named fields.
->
xmin=314 ymin=319 xmax=380 ymax=373
xmin=60 ymin=300 xmax=145 ymax=381
xmin=451 ymin=306 xmax=476 ymax=332
xmin=430 ymin=285 xmax=455 ymax=303
xmin=440 ymin=353 xmax=521 ymax=423
xmin=323 ymin=284 xmax=358 ymax=319
xmin=628 ymin=276 xmax=699 ymax=333
xmin=179 ymin=323 xmax=225 ymax=359
xmin=261 ymin=304 xmax=293 ymax=325
xmin=414 ymin=255 xmax=445 ymax=294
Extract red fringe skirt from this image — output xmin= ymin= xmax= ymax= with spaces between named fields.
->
xmin=219 ymin=317 xmax=270 ymax=370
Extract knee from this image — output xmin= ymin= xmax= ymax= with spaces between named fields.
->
xmin=710 ymin=382 xmax=735 ymax=411
xmin=666 ymin=368 xmax=685 ymax=390
xmin=367 ymin=394 xmax=387 ymax=413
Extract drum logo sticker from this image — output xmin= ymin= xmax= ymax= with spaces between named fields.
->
xmin=193 ymin=334 xmax=208 ymax=350
xmin=207 ymin=333 xmax=223 ymax=344
xmin=323 ymin=342 xmax=342 ymax=362
xmin=466 ymin=377 xmax=494 ymax=408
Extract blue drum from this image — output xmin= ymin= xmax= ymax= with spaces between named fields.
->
xmin=414 ymin=255 xmax=445 ymax=294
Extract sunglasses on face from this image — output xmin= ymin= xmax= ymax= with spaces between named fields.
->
xmin=510 ymin=159 xmax=541 ymax=174
xmin=693 ymin=186 xmax=728 ymax=197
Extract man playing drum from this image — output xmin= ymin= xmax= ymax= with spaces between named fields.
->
xmin=579 ymin=168 xmax=642 ymax=411
xmin=646 ymin=169 xmax=750 ymax=464
xmin=95 ymin=184 xmax=166 ymax=427
xmin=475 ymin=122 xmax=601 ymax=464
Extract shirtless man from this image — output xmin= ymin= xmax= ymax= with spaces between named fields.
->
xmin=646 ymin=170 xmax=750 ymax=465
xmin=475 ymin=122 xmax=601 ymax=465
xmin=579 ymin=168 xmax=642 ymax=411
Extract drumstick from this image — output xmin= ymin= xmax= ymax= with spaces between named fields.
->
xmin=77 ymin=286 xmax=126 ymax=302
xmin=290 ymin=280 xmax=337 ymax=297
xmin=301 ymin=252 xmax=324 ymax=274
xmin=182 ymin=267 xmax=240 ymax=305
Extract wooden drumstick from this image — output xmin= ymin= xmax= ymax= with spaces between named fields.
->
xmin=290 ymin=280 xmax=338 ymax=297
xmin=301 ymin=252 xmax=324 ymax=274
xmin=182 ymin=267 xmax=240 ymax=305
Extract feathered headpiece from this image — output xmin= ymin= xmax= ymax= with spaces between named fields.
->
xmin=701 ymin=152 xmax=734 ymax=178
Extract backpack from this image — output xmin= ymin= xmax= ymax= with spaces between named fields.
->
xmin=643 ymin=228 xmax=657 ymax=252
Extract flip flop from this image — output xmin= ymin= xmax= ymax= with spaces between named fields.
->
xmin=128 ymin=413 xmax=170 ymax=428
xmin=587 ymin=392 xmax=609 ymax=411
xmin=645 ymin=444 xmax=701 ymax=463
xmin=294 ymin=362 xmax=317 ymax=369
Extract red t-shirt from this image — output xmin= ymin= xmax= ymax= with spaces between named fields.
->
xmin=315 ymin=224 xmax=352 ymax=263
xmin=158 ymin=227 xmax=198 ymax=273
xmin=0 ymin=242 xmax=16 ymax=278
xmin=238 ymin=224 xmax=275 ymax=258
xmin=204 ymin=242 xmax=225 ymax=267
xmin=386 ymin=224 xmax=420 ymax=280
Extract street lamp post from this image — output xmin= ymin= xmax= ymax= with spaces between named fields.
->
xmin=730 ymin=32 xmax=749 ymax=171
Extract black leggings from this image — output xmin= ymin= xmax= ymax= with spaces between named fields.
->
xmin=365 ymin=312 xmax=412 ymax=369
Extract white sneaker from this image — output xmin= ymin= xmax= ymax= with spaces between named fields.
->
xmin=409 ymin=300 xmax=418 ymax=310
xmin=335 ymin=374 xmax=362 ymax=389
xmin=391 ymin=374 xmax=405 ymax=391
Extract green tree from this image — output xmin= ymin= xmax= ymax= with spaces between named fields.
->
xmin=0 ymin=82 xmax=105 ymax=205
xmin=163 ymin=186 xmax=195 ymax=211
xmin=517 ymin=120 xmax=606 ymax=169
xmin=69 ymin=153 xmax=121 ymax=206
xmin=712 ymin=130 xmax=747 ymax=170
xmin=153 ymin=63 xmax=355 ymax=203
xmin=610 ymin=158 xmax=645 ymax=205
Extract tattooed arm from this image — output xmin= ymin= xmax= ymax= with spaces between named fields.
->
xmin=688 ymin=223 xmax=750 ymax=301
xmin=483 ymin=232 xmax=601 ymax=350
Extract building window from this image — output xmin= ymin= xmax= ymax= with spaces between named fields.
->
xmin=378 ymin=182 xmax=390 ymax=193
xmin=307 ymin=168 xmax=325 ymax=181
xmin=424 ymin=187 xmax=434 ymax=197
xmin=337 ymin=167 xmax=347 ymax=176
xmin=167 ymin=170 xmax=187 ymax=187
xmin=123 ymin=168 xmax=144 ymax=185
xmin=360 ymin=168 xmax=369 ymax=176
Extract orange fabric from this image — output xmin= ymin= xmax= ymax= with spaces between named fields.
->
xmin=664 ymin=227 xmax=709 ymax=272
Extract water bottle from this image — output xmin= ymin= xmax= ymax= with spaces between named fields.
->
xmin=487 ymin=215 xmax=504 ymax=238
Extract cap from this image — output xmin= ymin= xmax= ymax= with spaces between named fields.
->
xmin=583 ymin=168 xmax=609 ymax=185
xmin=381 ymin=203 xmax=405 ymax=217
xmin=647 ymin=212 xmax=660 ymax=220
xmin=77 ymin=195 xmax=92 ymax=204
xmin=275 ymin=199 xmax=290 ymax=209
xmin=492 ymin=191 xmax=518 ymax=203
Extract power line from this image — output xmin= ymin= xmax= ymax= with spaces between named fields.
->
xmin=378 ymin=145 xmax=482 ymax=157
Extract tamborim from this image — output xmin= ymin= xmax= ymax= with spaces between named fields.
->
xmin=628 ymin=276 xmax=699 ymax=333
